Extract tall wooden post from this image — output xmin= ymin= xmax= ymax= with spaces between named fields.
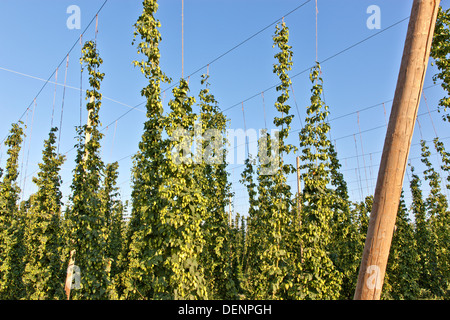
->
xmin=354 ymin=0 xmax=440 ymax=300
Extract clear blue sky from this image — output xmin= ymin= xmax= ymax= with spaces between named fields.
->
xmin=0 ymin=0 xmax=449 ymax=217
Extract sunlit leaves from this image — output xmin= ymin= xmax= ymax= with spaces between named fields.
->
xmin=431 ymin=7 xmax=450 ymax=122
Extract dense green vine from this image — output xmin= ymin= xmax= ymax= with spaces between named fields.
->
xmin=197 ymin=74 xmax=237 ymax=299
xmin=328 ymin=143 xmax=361 ymax=299
xmin=296 ymin=63 xmax=342 ymax=299
xmin=420 ymin=140 xmax=448 ymax=297
xmin=0 ymin=0 xmax=450 ymax=301
xmin=383 ymin=192 xmax=420 ymax=300
xmin=23 ymin=127 xmax=66 ymax=300
xmin=122 ymin=0 xmax=171 ymax=299
xmin=431 ymin=6 xmax=450 ymax=122
xmin=159 ymin=78 xmax=208 ymax=299
xmin=0 ymin=122 xmax=26 ymax=299
xmin=65 ymin=40 xmax=110 ymax=300
xmin=101 ymin=162 xmax=124 ymax=298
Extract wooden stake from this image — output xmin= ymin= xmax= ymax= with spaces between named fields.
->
xmin=64 ymin=250 xmax=76 ymax=300
xmin=354 ymin=0 xmax=440 ymax=300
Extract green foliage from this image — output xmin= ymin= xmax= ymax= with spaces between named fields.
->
xmin=328 ymin=143 xmax=361 ymax=299
xmin=433 ymin=138 xmax=450 ymax=297
xmin=272 ymin=21 xmax=295 ymax=155
xmin=239 ymin=157 xmax=261 ymax=298
xmin=197 ymin=74 xmax=237 ymax=299
xmin=0 ymin=122 xmax=26 ymax=299
xmin=23 ymin=127 xmax=66 ymax=300
xmin=1 ymin=0 xmax=450 ymax=301
xmin=431 ymin=6 xmax=450 ymax=122
xmin=418 ymin=140 xmax=449 ymax=297
xmin=101 ymin=162 xmax=124 ymax=298
xmin=123 ymin=2 xmax=209 ymax=300
xmin=434 ymin=137 xmax=450 ymax=191
xmin=240 ymin=21 xmax=299 ymax=300
xmin=228 ymin=213 xmax=247 ymax=299
xmin=409 ymin=164 xmax=428 ymax=293
xmin=383 ymin=192 xmax=420 ymax=300
xmin=157 ymin=78 xmax=208 ymax=299
xmin=121 ymin=0 xmax=171 ymax=299
xmin=65 ymin=40 xmax=110 ymax=300
xmin=296 ymin=63 xmax=343 ymax=299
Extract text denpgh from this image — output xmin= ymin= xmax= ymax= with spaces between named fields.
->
xmin=223 ymin=304 xmax=271 ymax=315
xmin=177 ymin=304 xmax=271 ymax=317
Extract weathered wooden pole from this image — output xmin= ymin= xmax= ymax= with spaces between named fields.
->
xmin=354 ymin=0 xmax=440 ymax=300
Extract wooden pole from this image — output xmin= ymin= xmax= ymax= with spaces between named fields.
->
xmin=64 ymin=250 xmax=76 ymax=300
xmin=354 ymin=0 xmax=440 ymax=300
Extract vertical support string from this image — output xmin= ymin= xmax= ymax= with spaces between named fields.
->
xmin=290 ymin=83 xmax=303 ymax=130
xmin=110 ymin=120 xmax=118 ymax=158
xmin=58 ymin=54 xmax=70 ymax=153
xmin=357 ymin=111 xmax=370 ymax=195
xmin=422 ymin=91 xmax=438 ymax=137
xmin=19 ymin=108 xmax=29 ymax=196
xmin=102 ymin=126 xmax=109 ymax=159
xmin=321 ymin=78 xmax=332 ymax=141
xmin=95 ymin=14 xmax=99 ymax=44
xmin=22 ymin=99 xmax=36 ymax=200
xmin=353 ymin=134 xmax=364 ymax=201
xmin=231 ymin=167 xmax=235 ymax=223
xmin=416 ymin=117 xmax=424 ymax=139
xmin=369 ymin=153 xmax=374 ymax=190
xmin=261 ymin=92 xmax=267 ymax=130
xmin=355 ymin=168 xmax=362 ymax=202
xmin=242 ymin=102 xmax=249 ymax=158
xmin=80 ymin=34 xmax=83 ymax=128
xmin=51 ymin=68 xmax=59 ymax=128
xmin=315 ymin=0 xmax=318 ymax=62
xmin=162 ymin=90 xmax=166 ymax=110
xmin=405 ymin=163 xmax=411 ymax=185
xmin=181 ymin=0 xmax=184 ymax=78
xmin=422 ymin=91 xmax=448 ymax=198
xmin=382 ymin=102 xmax=388 ymax=126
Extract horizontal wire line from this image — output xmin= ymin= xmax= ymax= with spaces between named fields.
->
xmin=222 ymin=15 xmax=411 ymax=114
xmin=68 ymin=2 xmax=406 ymax=137
xmin=10 ymin=6 xmax=448 ymax=205
xmin=163 ymin=0 xmax=313 ymax=94
xmin=0 ymin=65 xmax=146 ymax=114
xmin=0 ymin=0 xmax=109 ymax=145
